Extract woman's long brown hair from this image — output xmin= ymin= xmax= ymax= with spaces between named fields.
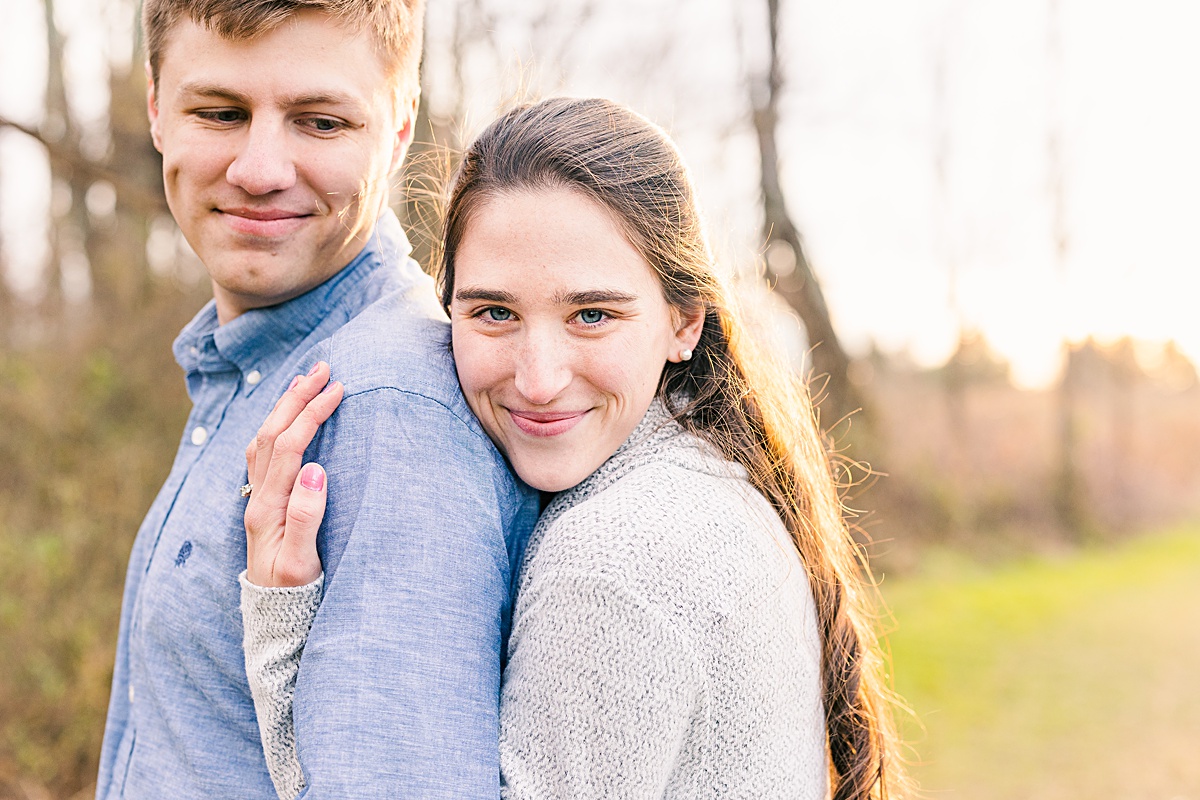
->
xmin=438 ymin=96 xmax=909 ymax=799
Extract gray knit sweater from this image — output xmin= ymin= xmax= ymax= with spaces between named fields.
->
xmin=241 ymin=401 xmax=827 ymax=799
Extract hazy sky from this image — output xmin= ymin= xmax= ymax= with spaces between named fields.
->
xmin=2 ymin=0 xmax=1197 ymax=387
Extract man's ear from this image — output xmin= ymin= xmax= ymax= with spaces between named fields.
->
xmin=668 ymin=305 xmax=706 ymax=363
xmin=146 ymin=62 xmax=163 ymax=153
xmin=389 ymin=91 xmax=419 ymax=174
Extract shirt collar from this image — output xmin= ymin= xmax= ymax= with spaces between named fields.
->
xmin=173 ymin=210 xmax=416 ymax=392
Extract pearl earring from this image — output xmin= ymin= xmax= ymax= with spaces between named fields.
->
xmin=679 ymin=349 xmax=693 ymax=362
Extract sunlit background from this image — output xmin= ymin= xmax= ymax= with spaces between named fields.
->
xmin=1 ymin=0 xmax=1198 ymax=798
xmin=4 ymin=0 xmax=1200 ymax=383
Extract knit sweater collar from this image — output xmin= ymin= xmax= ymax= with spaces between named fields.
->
xmin=547 ymin=398 xmax=748 ymax=513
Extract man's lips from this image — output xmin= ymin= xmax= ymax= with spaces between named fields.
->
xmin=217 ymin=207 xmax=312 ymax=237
xmin=508 ymin=409 xmax=588 ymax=437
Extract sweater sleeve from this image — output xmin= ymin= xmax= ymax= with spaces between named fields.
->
xmin=240 ymin=571 xmax=324 ymax=800
xmin=498 ymin=569 xmax=704 ymax=799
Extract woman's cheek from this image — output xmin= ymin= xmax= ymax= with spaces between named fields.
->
xmin=460 ymin=332 xmax=516 ymax=399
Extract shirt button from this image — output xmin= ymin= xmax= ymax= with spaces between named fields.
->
xmin=246 ymin=370 xmax=262 ymax=386
xmin=189 ymin=346 xmax=199 ymax=356
xmin=191 ymin=426 xmax=208 ymax=446
xmin=128 ymin=684 xmax=135 ymax=704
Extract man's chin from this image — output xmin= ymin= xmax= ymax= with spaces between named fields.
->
xmin=210 ymin=273 xmax=307 ymax=322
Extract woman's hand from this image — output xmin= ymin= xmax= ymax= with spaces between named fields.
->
xmin=243 ymin=361 xmax=345 ymax=587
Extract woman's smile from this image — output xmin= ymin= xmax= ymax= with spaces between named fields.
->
xmin=506 ymin=408 xmax=591 ymax=437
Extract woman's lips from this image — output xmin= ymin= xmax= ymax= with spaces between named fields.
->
xmin=508 ymin=409 xmax=588 ymax=437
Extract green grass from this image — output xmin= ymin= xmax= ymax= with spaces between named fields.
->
xmin=882 ymin=526 xmax=1200 ymax=799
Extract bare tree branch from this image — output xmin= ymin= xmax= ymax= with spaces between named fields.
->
xmin=0 ymin=115 xmax=167 ymax=217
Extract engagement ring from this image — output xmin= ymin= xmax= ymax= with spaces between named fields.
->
xmin=239 ymin=483 xmax=253 ymax=498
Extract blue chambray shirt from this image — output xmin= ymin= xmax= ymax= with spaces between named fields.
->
xmin=96 ymin=211 xmax=539 ymax=799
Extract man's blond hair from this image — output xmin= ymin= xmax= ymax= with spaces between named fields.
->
xmin=143 ymin=0 xmax=425 ymax=95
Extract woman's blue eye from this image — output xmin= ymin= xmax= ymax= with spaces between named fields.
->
xmin=578 ymin=309 xmax=605 ymax=324
xmin=486 ymin=307 xmax=512 ymax=321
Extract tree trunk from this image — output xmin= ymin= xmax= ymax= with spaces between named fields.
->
xmin=89 ymin=62 xmax=168 ymax=315
xmin=41 ymin=0 xmax=76 ymax=325
xmin=1055 ymin=345 xmax=1088 ymax=536
xmin=752 ymin=0 xmax=864 ymax=434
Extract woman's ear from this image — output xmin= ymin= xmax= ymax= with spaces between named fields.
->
xmin=668 ymin=306 xmax=706 ymax=363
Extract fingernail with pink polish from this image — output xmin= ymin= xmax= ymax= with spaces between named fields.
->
xmin=288 ymin=375 xmax=300 ymax=391
xmin=300 ymin=464 xmax=325 ymax=492
xmin=308 ymin=362 xmax=321 ymax=376
xmin=321 ymin=380 xmax=340 ymax=395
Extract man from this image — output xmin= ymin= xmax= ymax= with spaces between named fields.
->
xmin=96 ymin=1 xmax=537 ymax=797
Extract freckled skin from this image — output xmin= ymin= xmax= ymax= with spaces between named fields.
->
xmin=449 ymin=188 xmax=704 ymax=492
xmin=147 ymin=10 xmax=416 ymax=323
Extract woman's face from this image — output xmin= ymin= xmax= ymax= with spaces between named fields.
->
xmin=449 ymin=187 xmax=701 ymax=492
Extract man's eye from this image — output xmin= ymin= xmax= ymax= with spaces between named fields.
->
xmin=305 ymin=118 xmax=342 ymax=132
xmin=199 ymin=109 xmax=245 ymax=123
xmin=577 ymin=309 xmax=606 ymax=325
xmin=485 ymin=307 xmax=512 ymax=322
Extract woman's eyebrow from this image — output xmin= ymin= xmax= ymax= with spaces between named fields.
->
xmin=454 ymin=287 xmax=518 ymax=303
xmin=453 ymin=287 xmax=639 ymax=305
xmin=556 ymin=290 xmax=638 ymax=305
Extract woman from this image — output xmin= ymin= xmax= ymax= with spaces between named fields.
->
xmin=240 ymin=97 xmax=907 ymax=799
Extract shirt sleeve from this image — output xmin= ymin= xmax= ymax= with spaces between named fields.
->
xmin=291 ymin=388 xmax=517 ymax=799
xmin=240 ymin=571 xmax=324 ymax=800
xmin=498 ymin=569 xmax=704 ymax=799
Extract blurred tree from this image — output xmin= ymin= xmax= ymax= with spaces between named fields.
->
xmin=0 ymin=0 xmax=167 ymax=346
xmin=0 ymin=161 xmax=9 ymax=350
xmin=89 ymin=57 xmax=169 ymax=312
xmin=1044 ymin=0 xmax=1088 ymax=539
xmin=41 ymin=0 xmax=81 ymax=324
xmin=940 ymin=329 xmax=1011 ymax=388
xmin=930 ymin=15 xmax=973 ymax=469
xmin=1146 ymin=341 xmax=1199 ymax=393
xmin=749 ymin=0 xmax=864 ymax=435
xmin=1056 ymin=342 xmax=1093 ymax=538
xmin=1106 ymin=338 xmax=1140 ymax=525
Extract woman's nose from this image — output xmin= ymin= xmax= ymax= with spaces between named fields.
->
xmin=513 ymin=333 xmax=572 ymax=405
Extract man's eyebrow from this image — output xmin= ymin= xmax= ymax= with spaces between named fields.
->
xmin=176 ymin=82 xmax=364 ymax=110
xmin=177 ymin=82 xmax=251 ymax=105
xmin=454 ymin=287 xmax=518 ymax=304
xmin=285 ymin=92 xmax=365 ymax=110
xmin=555 ymin=289 xmax=639 ymax=305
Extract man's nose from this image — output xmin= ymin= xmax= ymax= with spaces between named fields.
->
xmin=225 ymin=119 xmax=297 ymax=195
xmin=513 ymin=333 xmax=572 ymax=406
